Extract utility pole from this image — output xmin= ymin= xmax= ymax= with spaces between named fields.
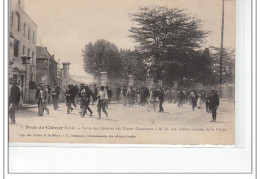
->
xmin=219 ymin=0 xmax=225 ymax=97
xmin=47 ymin=57 xmax=50 ymax=84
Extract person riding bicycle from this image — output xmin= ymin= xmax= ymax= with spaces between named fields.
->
xmin=149 ymin=86 xmax=160 ymax=105
xmin=147 ymin=86 xmax=161 ymax=112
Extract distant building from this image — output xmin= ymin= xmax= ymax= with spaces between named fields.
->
xmin=36 ymin=46 xmax=58 ymax=86
xmin=9 ymin=0 xmax=37 ymax=103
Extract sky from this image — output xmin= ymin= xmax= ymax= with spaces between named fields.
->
xmin=24 ymin=0 xmax=236 ymax=81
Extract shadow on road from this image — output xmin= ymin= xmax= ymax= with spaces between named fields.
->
xmin=214 ymin=121 xmax=229 ymax=123
xmin=16 ymin=109 xmax=39 ymax=118
xmin=105 ymin=118 xmax=118 ymax=121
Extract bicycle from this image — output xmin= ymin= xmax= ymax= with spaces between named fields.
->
xmin=147 ymin=98 xmax=160 ymax=112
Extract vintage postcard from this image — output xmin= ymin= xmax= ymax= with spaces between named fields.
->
xmin=8 ymin=0 xmax=235 ymax=145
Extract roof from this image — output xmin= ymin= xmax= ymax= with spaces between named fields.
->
xmin=36 ymin=46 xmax=57 ymax=64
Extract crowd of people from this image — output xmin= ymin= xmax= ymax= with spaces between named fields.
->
xmin=114 ymin=86 xmax=220 ymax=122
xmin=9 ymin=79 xmax=220 ymax=123
xmin=35 ymin=82 xmax=62 ymax=116
xmin=61 ymin=83 xmax=110 ymax=119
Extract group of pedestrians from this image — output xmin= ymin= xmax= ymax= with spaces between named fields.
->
xmin=165 ymin=88 xmax=220 ymax=122
xmin=9 ymin=78 xmax=220 ymax=123
xmin=116 ymin=86 xmax=150 ymax=107
xmin=115 ymin=86 xmax=166 ymax=112
xmin=64 ymin=84 xmax=108 ymax=119
xmin=114 ymin=85 xmax=220 ymax=122
xmin=35 ymin=82 xmax=61 ymax=116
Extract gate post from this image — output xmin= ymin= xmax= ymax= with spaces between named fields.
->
xmin=100 ymin=72 xmax=108 ymax=87
xmin=128 ymin=75 xmax=134 ymax=89
xmin=62 ymin=62 xmax=70 ymax=90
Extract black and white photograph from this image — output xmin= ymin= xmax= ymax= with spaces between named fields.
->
xmin=8 ymin=0 xmax=236 ymax=145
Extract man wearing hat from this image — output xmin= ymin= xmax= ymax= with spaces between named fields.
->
xmin=158 ymin=87 xmax=165 ymax=112
xmin=38 ymin=83 xmax=49 ymax=116
xmin=116 ymin=86 xmax=121 ymax=103
xmin=50 ymin=84 xmax=59 ymax=110
xmin=189 ymin=90 xmax=198 ymax=111
xmin=92 ymin=84 xmax=98 ymax=105
xmin=127 ymin=86 xmax=135 ymax=106
xmin=65 ymin=84 xmax=74 ymax=114
xmin=121 ymin=86 xmax=127 ymax=106
xmin=80 ymin=84 xmax=94 ymax=117
xmin=78 ymin=83 xmax=85 ymax=114
xmin=97 ymin=86 xmax=108 ymax=119
xmin=9 ymin=78 xmax=21 ymax=124
xmin=55 ymin=83 xmax=61 ymax=109
xmin=208 ymin=89 xmax=220 ymax=122
xmin=35 ymin=82 xmax=43 ymax=114
xmin=47 ymin=84 xmax=52 ymax=106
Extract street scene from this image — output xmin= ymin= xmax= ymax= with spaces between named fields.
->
xmin=8 ymin=0 xmax=235 ymax=144
xmin=9 ymin=99 xmax=234 ymax=144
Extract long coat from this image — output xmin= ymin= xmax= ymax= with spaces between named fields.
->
xmin=9 ymin=84 xmax=21 ymax=105
xmin=208 ymin=92 xmax=220 ymax=109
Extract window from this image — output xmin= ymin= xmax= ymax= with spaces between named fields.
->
xmin=27 ymin=48 xmax=30 ymax=57
xmin=15 ymin=12 xmax=20 ymax=32
xmin=32 ymin=52 xmax=34 ymax=61
xmin=28 ymin=27 xmax=30 ymax=40
xmin=23 ymin=45 xmax=25 ymax=55
xmin=18 ymin=0 xmax=21 ymax=5
xmin=23 ymin=23 xmax=26 ymax=37
xmin=33 ymin=31 xmax=35 ymax=43
xmin=32 ymin=52 xmax=34 ymax=65
xmin=14 ymin=39 xmax=20 ymax=57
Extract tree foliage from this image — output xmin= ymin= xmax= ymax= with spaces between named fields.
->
xmin=82 ymin=39 xmax=122 ymax=79
xmin=129 ymin=6 xmax=208 ymax=62
xmin=120 ymin=49 xmax=147 ymax=80
xmin=208 ymin=47 xmax=235 ymax=84
xmin=81 ymin=6 xmax=235 ymax=87
xmin=129 ymin=6 xmax=212 ymax=85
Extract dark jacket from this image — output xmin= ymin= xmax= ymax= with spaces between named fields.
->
xmin=70 ymin=86 xmax=77 ymax=99
xmin=158 ymin=90 xmax=165 ymax=101
xmin=9 ymin=84 xmax=21 ymax=105
xmin=116 ymin=88 xmax=121 ymax=96
xmin=80 ymin=87 xmax=94 ymax=101
xmin=55 ymin=86 xmax=61 ymax=96
xmin=65 ymin=89 xmax=73 ymax=101
xmin=94 ymin=87 xmax=98 ymax=97
xmin=107 ymin=89 xmax=112 ymax=98
xmin=35 ymin=87 xmax=41 ymax=100
xmin=208 ymin=92 xmax=220 ymax=108
xmin=122 ymin=88 xmax=127 ymax=96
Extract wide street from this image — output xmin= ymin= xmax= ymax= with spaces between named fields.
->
xmin=9 ymin=100 xmax=235 ymax=145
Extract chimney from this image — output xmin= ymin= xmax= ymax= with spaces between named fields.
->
xmin=52 ymin=55 xmax=54 ymax=59
xmin=44 ymin=47 xmax=47 ymax=51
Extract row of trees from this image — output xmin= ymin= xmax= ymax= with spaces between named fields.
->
xmin=82 ymin=6 xmax=235 ymax=87
xmin=82 ymin=40 xmax=147 ymax=80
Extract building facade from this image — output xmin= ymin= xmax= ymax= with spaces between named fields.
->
xmin=36 ymin=46 xmax=58 ymax=86
xmin=9 ymin=0 xmax=37 ymax=103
